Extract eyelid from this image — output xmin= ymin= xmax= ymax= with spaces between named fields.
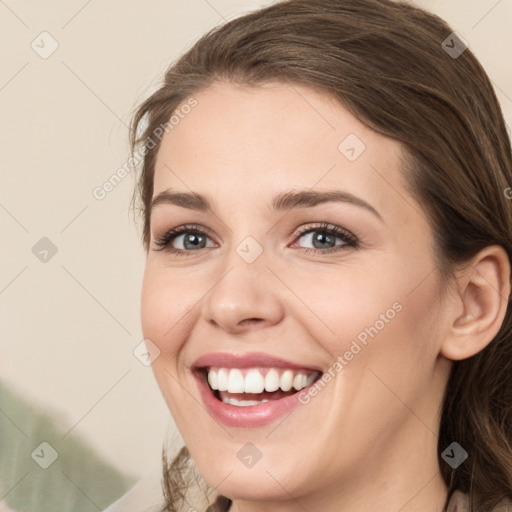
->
xmin=292 ymin=222 xmax=357 ymax=245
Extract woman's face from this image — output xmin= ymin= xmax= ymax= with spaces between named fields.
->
xmin=141 ymin=81 xmax=452 ymax=507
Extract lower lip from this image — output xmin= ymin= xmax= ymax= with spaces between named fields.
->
xmin=193 ymin=371 xmax=318 ymax=428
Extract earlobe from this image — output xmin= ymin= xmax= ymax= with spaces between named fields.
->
xmin=440 ymin=245 xmax=511 ymax=361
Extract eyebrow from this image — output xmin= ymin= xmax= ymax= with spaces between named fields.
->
xmin=151 ymin=188 xmax=383 ymax=222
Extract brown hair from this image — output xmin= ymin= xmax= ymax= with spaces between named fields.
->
xmin=128 ymin=1 xmax=512 ymax=510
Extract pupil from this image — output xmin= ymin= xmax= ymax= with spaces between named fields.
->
xmin=314 ymin=232 xmax=333 ymax=248
xmin=184 ymin=233 xmax=204 ymax=249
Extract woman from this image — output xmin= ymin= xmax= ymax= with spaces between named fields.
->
xmin=108 ymin=0 xmax=512 ymax=510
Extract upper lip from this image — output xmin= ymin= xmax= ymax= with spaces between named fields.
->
xmin=193 ymin=352 xmax=323 ymax=372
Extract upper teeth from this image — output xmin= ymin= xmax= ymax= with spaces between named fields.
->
xmin=207 ymin=368 xmax=318 ymax=394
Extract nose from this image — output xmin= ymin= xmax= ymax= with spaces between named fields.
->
xmin=202 ymin=254 xmax=284 ymax=334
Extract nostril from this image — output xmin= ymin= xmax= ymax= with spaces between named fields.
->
xmin=239 ymin=318 xmax=263 ymax=326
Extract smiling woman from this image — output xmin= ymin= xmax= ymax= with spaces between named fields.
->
xmin=110 ymin=0 xmax=512 ymax=511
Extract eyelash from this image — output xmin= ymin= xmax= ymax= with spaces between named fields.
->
xmin=152 ymin=222 xmax=359 ymax=257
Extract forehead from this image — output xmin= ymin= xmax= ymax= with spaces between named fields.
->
xmin=153 ymin=81 xmax=413 ymax=221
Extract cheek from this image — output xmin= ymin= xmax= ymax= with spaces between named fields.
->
xmin=140 ymin=266 xmax=196 ymax=423
xmin=306 ymin=264 xmax=442 ymax=374
xmin=304 ymin=271 xmax=444 ymax=452
xmin=289 ymin=267 xmax=401 ymax=351
xmin=140 ymin=264 xmax=197 ymax=355
xmin=335 ymin=271 xmax=444 ymax=424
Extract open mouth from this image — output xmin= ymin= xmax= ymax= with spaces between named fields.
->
xmin=199 ymin=367 xmax=322 ymax=407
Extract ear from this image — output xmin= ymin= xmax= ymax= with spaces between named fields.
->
xmin=440 ymin=245 xmax=511 ymax=361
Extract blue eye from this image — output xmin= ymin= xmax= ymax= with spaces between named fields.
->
xmin=153 ymin=224 xmax=214 ymax=256
xmin=153 ymin=222 xmax=358 ymax=256
xmin=292 ymin=222 xmax=358 ymax=254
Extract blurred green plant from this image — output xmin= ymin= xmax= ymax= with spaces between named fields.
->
xmin=0 ymin=379 xmax=136 ymax=511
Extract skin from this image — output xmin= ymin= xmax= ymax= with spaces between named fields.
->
xmin=140 ymin=81 xmax=510 ymax=512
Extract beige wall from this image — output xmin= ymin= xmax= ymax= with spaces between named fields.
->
xmin=1 ymin=0 xmax=511 ymax=480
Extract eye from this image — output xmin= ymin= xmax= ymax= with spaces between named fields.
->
xmin=152 ymin=224 xmax=215 ymax=256
xmin=291 ymin=222 xmax=358 ymax=254
xmin=152 ymin=222 xmax=359 ymax=256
